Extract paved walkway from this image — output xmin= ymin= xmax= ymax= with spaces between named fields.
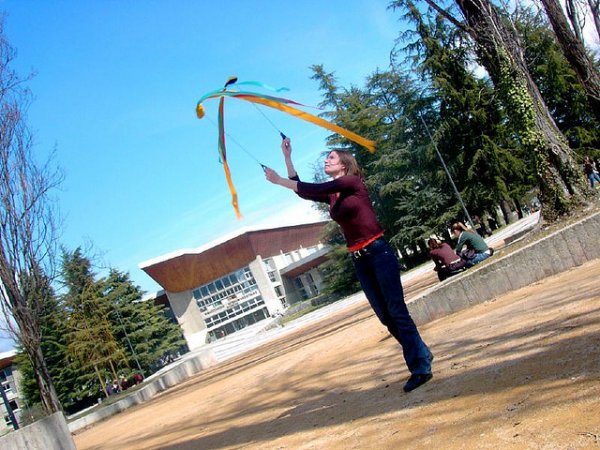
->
xmin=200 ymin=213 xmax=540 ymax=365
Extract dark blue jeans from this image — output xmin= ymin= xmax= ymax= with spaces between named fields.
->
xmin=352 ymin=239 xmax=433 ymax=375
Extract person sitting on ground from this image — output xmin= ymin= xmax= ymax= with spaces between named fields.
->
xmin=583 ymin=155 xmax=600 ymax=188
xmin=428 ymin=238 xmax=467 ymax=282
xmin=451 ymin=222 xmax=494 ymax=267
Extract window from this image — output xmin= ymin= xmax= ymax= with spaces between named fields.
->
xmin=294 ymin=276 xmax=309 ymax=300
xmin=263 ymin=258 xmax=275 ymax=271
xmin=0 ymin=368 xmax=11 ymax=382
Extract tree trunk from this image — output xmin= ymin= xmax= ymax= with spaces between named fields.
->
xmin=564 ymin=0 xmax=584 ymax=42
xmin=455 ymin=0 xmax=590 ymax=221
xmin=540 ymin=0 xmax=600 ymax=122
xmin=587 ymin=0 xmax=600 ymax=41
xmin=513 ymin=197 xmax=524 ymax=220
xmin=93 ymin=364 xmax=107 ymax=399
xmin=500 ymin=199 xmax=512 ymax=224
xmin=29 ymin=344 xmax=62 ymax=414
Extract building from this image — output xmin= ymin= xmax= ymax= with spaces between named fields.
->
xmin=140 ymin=221 xmax=330 ymax=350
xmin=0 ymin=350 xmax=22 ymax=436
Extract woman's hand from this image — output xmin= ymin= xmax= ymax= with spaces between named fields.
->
xmin=281 ymin=137 xmax=292 ymax=159
xmin=264 ymin=166 xmax=299 ymax=192
xmin=264 ymin=167 xmax=282 ymax=185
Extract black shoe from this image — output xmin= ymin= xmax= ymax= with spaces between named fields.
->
xmin=403 ymin=373 xmax=433 ymax=392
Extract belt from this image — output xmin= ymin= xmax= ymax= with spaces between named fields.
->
xmin=351 ymin=238 xmax=384 ymax=259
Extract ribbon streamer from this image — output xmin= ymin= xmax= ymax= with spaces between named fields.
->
xmin=217 ymin=96 xmax=241 ymax=219
xmin=197 ymin=78 xmax=377 ymax=218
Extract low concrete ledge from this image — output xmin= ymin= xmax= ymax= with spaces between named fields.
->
xmin=409 ymin=211 xmax=600 ymax=325
xmin=0 ymin=412 xmax=75 ymax=450
xmin=68 ymin=348 xmax=217 ymax=433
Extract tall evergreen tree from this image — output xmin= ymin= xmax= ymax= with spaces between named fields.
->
xmin=102 ymin=269 xmax=186 ymax=374
xmin=61 ymin=249 xmax=127 ymax=404
xmin=393 ymin=0 xmax=591 ymax=220
xmin=398 ymin=2 xmax=534 ymax=223
xmin=515 ymin=6 xmax=600 ymax=153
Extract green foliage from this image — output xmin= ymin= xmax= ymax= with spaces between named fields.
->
xmin=318 ymin=223 xmax=361 ymax=296
xmin=18 ymin=248 xmax=186 ymax=415
xmin=61 ymin=249 xmax=127 ymax=407
xmin=102 ymin=269 xmax=187 ymax=374
xmin=515 ymin=6 xmax=600 ymax=153
xmin=307 ymin=0 xmax=593 ymax=293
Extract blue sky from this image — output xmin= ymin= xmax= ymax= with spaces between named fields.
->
xmin=1 ymin=0 xmax=400 ymax=305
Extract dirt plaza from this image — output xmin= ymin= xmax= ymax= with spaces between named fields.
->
xmin=74 ymin=257 xmax=600 ymax=449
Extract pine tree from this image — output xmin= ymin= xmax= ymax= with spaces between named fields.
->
xmin=13 ymin=271 xmax=81 ymax=414
xmin=102 ymin=269 xmax=186 ymax=374
xmin=61 ymin=249 xmax=127 ymax=406
xmin=392 ymin=0 xmax=591 ymax=220
xmin=515 ymin=6 xmax=600 ymax=154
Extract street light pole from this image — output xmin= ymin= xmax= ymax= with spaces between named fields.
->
xmin=420 ymin=115 xmax=475 ymax=228
xmin=113 ymin=306 xmax=144 ymax=375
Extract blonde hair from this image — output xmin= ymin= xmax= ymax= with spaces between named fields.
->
xmin=329 ymin=150 xmax=363 ymax=177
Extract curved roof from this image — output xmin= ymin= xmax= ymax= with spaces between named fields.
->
xmin=139 ymin=221 xmax=328 ymax=293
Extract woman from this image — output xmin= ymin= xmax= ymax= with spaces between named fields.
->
xmin=450 ymin=222 xmax=494 ymax=267
xmin=265 ymin=138 xmax=433 ymax=392
xmin=428 ymin=238 xmax=466 ymax=281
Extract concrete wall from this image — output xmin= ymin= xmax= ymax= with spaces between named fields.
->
xmin=249 ymin=256 xmax=283 ymax=315
xmin=0 ymin=412 xmax=75 ymax=450
xmin=408 ymin=211 xmax=600 ymax=324
xmin=68 ymin=348 xmax=217 ymax=433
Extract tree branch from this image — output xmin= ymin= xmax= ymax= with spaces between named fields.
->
xmin=422 ymin=0 xmax=470 ymax=32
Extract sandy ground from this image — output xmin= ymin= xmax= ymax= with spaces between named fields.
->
xmin=74 ymin=258 xmax=600 ymax=449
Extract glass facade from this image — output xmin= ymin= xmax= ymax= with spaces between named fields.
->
xmin=193 ymin=267 xmax=258 ymax=313
xmin=193 ymin=266 xmax=270 ymax=342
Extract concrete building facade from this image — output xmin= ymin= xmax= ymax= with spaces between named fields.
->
xmin=140 ymin=222 xmax=330 ymax=350
xmin=0 ymin=350 xmax=22 ymax=436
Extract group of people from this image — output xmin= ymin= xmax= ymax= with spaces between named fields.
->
xmin=428 ymin=222 xmax=495 ymax=282
xmin=105 ymin=373 xmax=144 ymax=396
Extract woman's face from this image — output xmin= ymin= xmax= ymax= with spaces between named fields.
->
xmin=324 ymin=151 xmax=346 ymax=177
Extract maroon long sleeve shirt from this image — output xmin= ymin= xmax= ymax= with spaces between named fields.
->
xmin=291 ymin=174 xmax=383 ymax=249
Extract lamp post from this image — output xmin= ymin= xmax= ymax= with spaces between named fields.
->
xmin=113 ymin=306 xmax=144 ymax=375
xmin=420 ymin=115 xmax=475 ymax=228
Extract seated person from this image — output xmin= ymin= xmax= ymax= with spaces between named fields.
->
xmin=451 ymin=222 xmax=494 ymax=267
xmin=428 ymin=238 xmax=467 ymax=281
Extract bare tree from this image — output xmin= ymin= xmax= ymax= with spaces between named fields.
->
xmin=399 ymin=0 xmax=590 ymax=219
xmin=0 ymin=17 xmax=62 ymax=413
xmin=540 ymin=0 xmax=600 ymax=121
xmin=586 ymin=0 xmax=600 ymax=41
xmin=564 ymin=0 xmax=585 ymax=42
